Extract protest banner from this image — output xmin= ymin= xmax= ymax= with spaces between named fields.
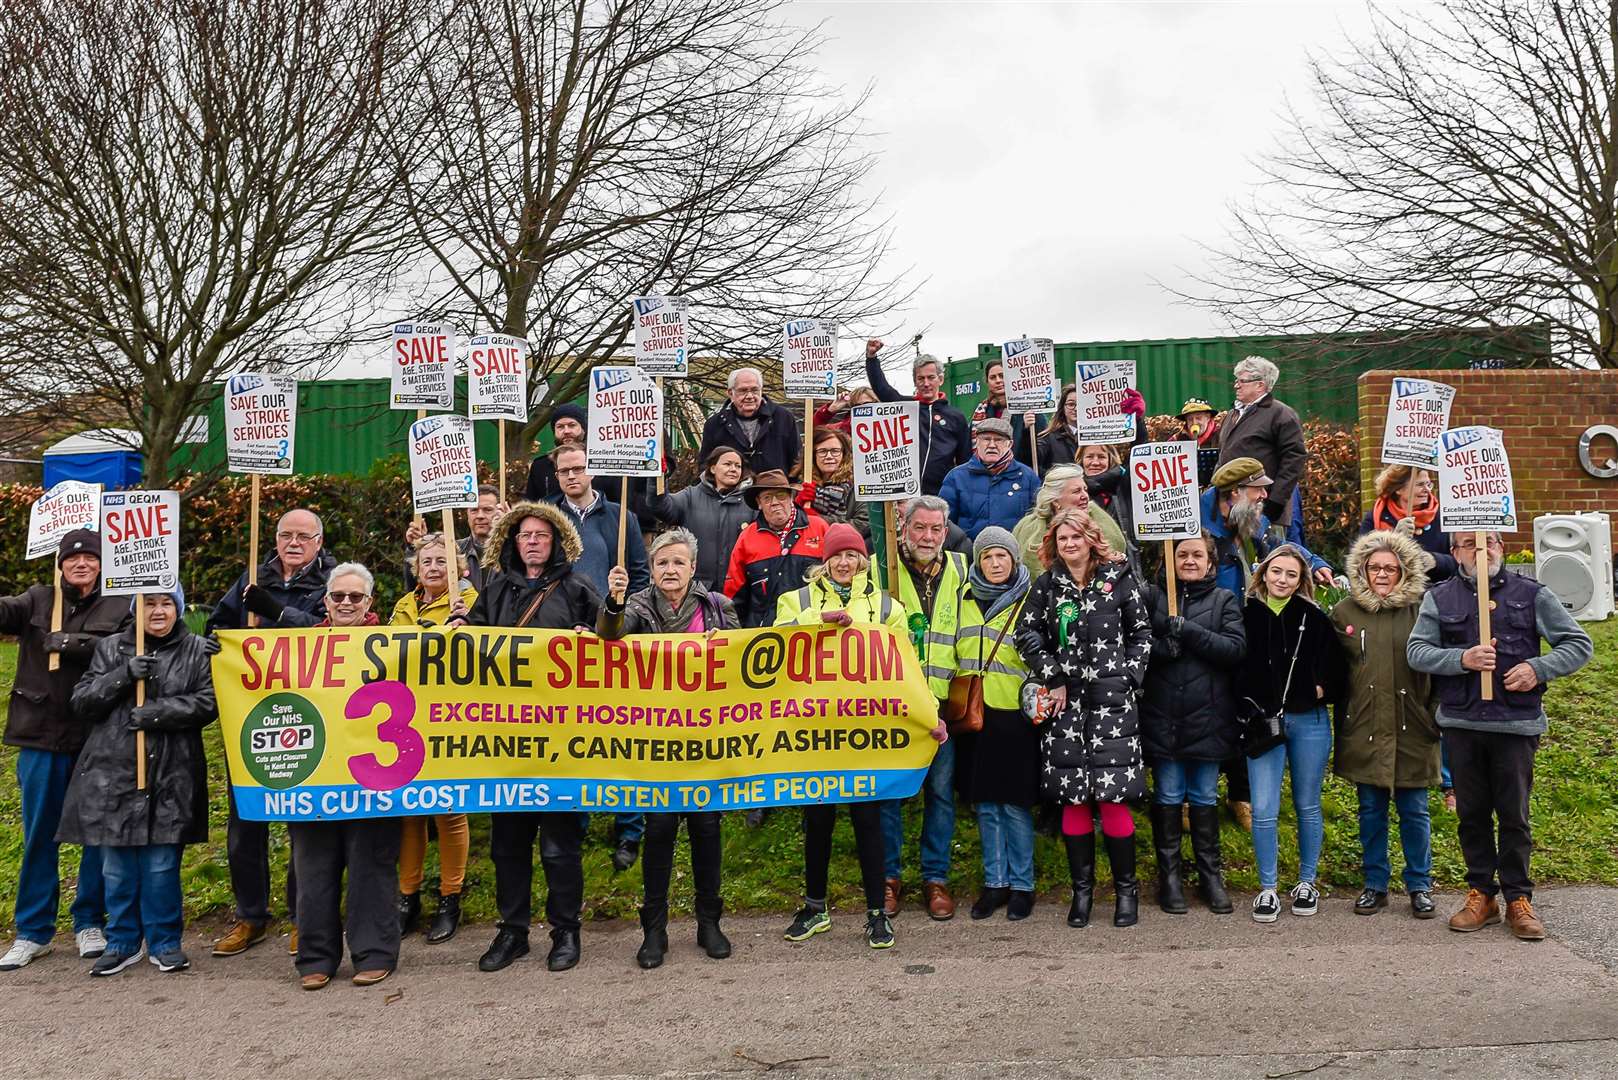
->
xmin=101 ymin=489 xmax=181 ymax=790
xmin=1128 ymin=440 xmax=1200 ymax=616
xmin=851 ymin=400 xmax=920 ymax=596
xmin=466 ymin=333 xmax=529 ymax=502
xmin=27 ymin=481 xmax=101 ymax=672
xmin=632 ymin=295 xmax=689 ymax=378
xmin=589 ymin=365 xmax=664 ymax=565
xmin=1075 ymin=361 xmax=1137 ymax=443
xmin=784 ymin=318 xmax=839 ymax=473
xmin=214 ymin=623 xmax=940 ymax=821
xmin=390 ymin=321 xmax=455 ymax=411
xmin=224 ymin=372 xmax=299 ymax=622
xmin=1438 ymin=425 xmax=1517 ymax=700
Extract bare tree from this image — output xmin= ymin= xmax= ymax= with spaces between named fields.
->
xmin=394 ymin=0 xmax=910 ymax=454
xmin=0 ymin=0 xmax=419 ymax=484
xmin=1189 ymin=0 xmax=1618 ymax=368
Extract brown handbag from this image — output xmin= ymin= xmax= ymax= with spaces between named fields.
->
xmin=943 ymin=600 xmax=1021 ymax=735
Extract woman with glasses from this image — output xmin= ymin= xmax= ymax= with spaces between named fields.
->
xmin=1360 ymin=464 xmax=1455 ymax=582
xmin=798 ymin=426 xmax=865 ymax=536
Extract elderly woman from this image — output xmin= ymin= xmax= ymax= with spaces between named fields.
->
xmin=1331 ymin=531 xmax=1439 ymax=919
xmin=774 ymin=523 xmax=919 ymax=950
xmin=599 ymin=528 xmax=738 ymax=969
xmin=1012 ymin=464 xmax=1128 ymax=576
xmin=1015 ymin=510 xmax=1153 ymax=929
xmin=389 ymin=534 xmax=477 ymax=944
xmin=1360 ymin=464 xmax=1455 ymax=582
xmin=59 ymin=588 xmax=214 ymax=976
xmin=645 ymin=445 xmax=754 ymax=591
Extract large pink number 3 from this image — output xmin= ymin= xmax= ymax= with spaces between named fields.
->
xmin=345 ymin=680 xmax=424 ymax=790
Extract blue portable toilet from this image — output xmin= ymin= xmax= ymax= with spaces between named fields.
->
xmin=41 ymin=429 xmax=143 ymax=489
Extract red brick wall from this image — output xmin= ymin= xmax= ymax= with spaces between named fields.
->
xmin=1358 ymin=369 xmax=1618 ymax=552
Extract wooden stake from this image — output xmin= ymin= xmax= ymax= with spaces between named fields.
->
xmin=1476 ymin=530 xmax=1493 ymax=701
xmin=617 ymin=477 xmax=630 ymax=567
xmin=47 ymin=568 xmax=63 ymax=672
xmin=804 ymin=398 xmax=815 ymax=484
xmin=498 ymin=419 xmax=507 ymax=504
xmin=247 ymin=474 xmax=261 ymax=629
xmin=1403 ymin=466 xmax=1422 ymax=522
xmin=1163 ymin=540 xmax=1178 ymax=617
xmin=441 ymin=508 xmax=460 ymax=590
xmin=883 ymin=502 xmax=901 ymax=599
xmin=1029 ymin=421 xmax=1039 ymax=475
xmin=413 ymin=409 xmax=427 ymax=531
xmin=135 ymin=594 xmax=146 ymax=791
xmin=656 ymin=378 xmax=666 ymax=495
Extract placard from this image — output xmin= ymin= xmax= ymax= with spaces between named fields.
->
xmin=27 ymin=481 xmax=101 ymax=560
xmin=1129 ymin=441 xmax=1201 ymax=540
xmin=390 ymin=321 xmax=454 ymax=410
xmin=467 ymin=333 xmax=529 ymax=423
xmin=1075 ymin=360 xmax=1137 ymax=443
xmin=1002 ymin=337 xmax=1059 ymax=413
xmin=851 ymin=401 xmax=920 ymax=501
xmin=99 ymin=490 xmax=180 ymax=596
xmin=783 ymin=319 xmax=839 ymax=399
xmin=1438 ymin=425 xmax=1517 ymax=532
xmin=223 ymin=372 xmax=298 ymax=475
xmin=587 ymin=366 xmax=663 ymax=477
xmin=632 ymin=296 xmax=690 ymax=378
xmin=1381 ymin=378 xmax=1457 ymax=467
xmin=408 ymin=415 xmax=479 ymax=514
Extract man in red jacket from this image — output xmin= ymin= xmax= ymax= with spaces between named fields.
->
xmin=723 ymin=471 xmax=828 ymax=628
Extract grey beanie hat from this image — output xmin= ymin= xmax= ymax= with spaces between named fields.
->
xmin=972 ymin=526 xmax=1017 ymax=562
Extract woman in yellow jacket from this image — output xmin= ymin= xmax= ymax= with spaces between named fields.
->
xmin=388 ymin=532 xmax=476 ymax=944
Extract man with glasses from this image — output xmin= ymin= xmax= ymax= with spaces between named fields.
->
xmin=1214 ymin=356 xmax=1308 ymax=538
xmin=696 ymin=366 xmax=801 ymax=477
xmin=864 ymin=339 xmax=971 ymax=496
xmin=206 ymin=507 xmax=336 ymax=958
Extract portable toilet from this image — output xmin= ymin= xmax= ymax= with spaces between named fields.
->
xmin=41 ymin=428 xmax=143 ymax=488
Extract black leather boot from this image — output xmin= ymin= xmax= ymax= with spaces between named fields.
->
xmin=694 ymin=896 xmax=731 ymax=960
xmin=1064 ymin=833 xmax=1095 ymax=928
xmin=635 ymin=904 xmax=668 ymax=969
xmin=1150 ymin=804 xmax=1188 ymax=915
xmin=1105 ymin=832 xmax=1139 ymax=927
xmin=1188 ymin=805 xmax=1234 ymax=914
xmin=547 ymin=928 xmax=581 ymax=971
xmin=426 ymin=892 xmax=461 ymax=943
xmin=397 ymin=892 xmax=421 ymax=936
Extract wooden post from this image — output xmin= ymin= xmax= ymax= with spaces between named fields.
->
xmin=1029 ymin=422 xmax=1039 ymax=475
xmin=1403 ymin=466 xmax=1421 ymax=521
xmin=247 ymin=474 xmax=261 ymax=629
xmin=413 ymin=409 xmax=427 ymax=530
xmin=883 ymin=502 xmax=901 ymax=599
xmin=1476 ymin=530 xmax=1493 ymax=701
xmin=47 ymin=568 xmax=63 ymax=672
xmin=804 ymin=398 xmax=815 ymax=484
xmin=655 ymin=378 xmax=666 ymax=495
xmin=1163 ymin=540 xmax=1178 ymax=617
xmin=497 ymin=419 xmax=507 ymax=504
xmin=617 ymin=477 xmax=630 ymax=566
xmin=441 ymin=508 xmax=460 ymax=589
xmin=134 ymin=594 xmax=146 ymax=791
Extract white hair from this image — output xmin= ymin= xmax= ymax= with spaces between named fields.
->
xmin=649 ymin=526 xmax=699 ymax=562
xmin=327 ymin=563 xmax=374 ymax=596
xmin=898 ymin=494 xmax=949 ymax=531
xmin=912 ymin=353 xmax=942 ymax=378
xmin=727 ymin=367 xmax=764 ymax=391
xmin=1034 ymin=464 xmax=1085 ymax=522
xmin=1235 ymin=355 xmax=1279 ymax=391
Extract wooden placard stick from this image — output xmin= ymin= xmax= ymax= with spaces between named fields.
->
xmin=1163 ymin=540 xmax=1178 ymax=617
xmin=135 ymin=594 xmax=147 ymax=791
xmin=884 ymin=502 xmax=901 ymax=600
xmin=1476 ymin=530 xmax=1493 ymax=701
xmin=247 ymin=474 xmax=261 ymax=629
xmin=48 ymin=568 xmax=64 ymax=672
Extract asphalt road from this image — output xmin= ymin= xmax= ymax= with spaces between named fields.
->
xmin=2 ymin=887 xmax=1616 ymax=1079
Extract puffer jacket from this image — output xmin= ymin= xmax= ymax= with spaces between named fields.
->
xmin=1015 ymin=560 xmax=1153 ymax=804
xmin=0 ymin=582 xmax=131 ymax=754
xmin=58 ymin=623 xmax=216 ymax=848
xmin=939 ymin=455 xmax=1039 ymax=538
xmin=206 ymin=549 xmax=336 ymax=632
xmin=723 ymin=506 xmax=829 ymax=628
xmin=773 ymin=569 xmax=908 ymax=634
xmin=1140 ymin=573 xmax=1246 ymax=764
xmin=1359 ymin=503 xmax=1456 ymax=582
xmin=597 ymin=581 xmax=738 ymax=638
xmin=645 ymin=475 xmax=755 ymax=590
xmin=467 ymin=501 xmax=601 ymax=630
xmin=1330 ymin=531 xmax=1440 ymax=789
xmin=1241 ymin=593 xmax=1347 ymax=716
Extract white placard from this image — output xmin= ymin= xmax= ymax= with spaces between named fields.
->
xmin=467 ymin=334 xmax=529 ymax=424
xmin=223 ymin=372 xmax=298 ymax=475
xmin=587 ymin=366 xmax=663 ymax=477
xmin=1075 ymin=361 xmax=1137 ymax=443
xmin=408 ymin=415 xmax=479 ymax=514
xmin=1380 ymin=377 xmax=1457 ymax=467
xmin=1438 ymin=425 xmax=1517 ymax=532
xmin=390 ymin=321 xmax=455 ymax=410
xmin=783 ymin=319 xmax=838 ymax=399
xmin=851 ymin=400 xmax=921 ymax=502
xmin=99 ymin=490 xmax=180 ymax=596
xmin=632 ymin=296 xmax=690 ymax=378
xmin=1129 ymin=441 xmax=1201 ymax=541
xmin=1002 ymin=337 xmax=1059 ymax=413
xmin=27 ymin=481 xmax=101 ymax=560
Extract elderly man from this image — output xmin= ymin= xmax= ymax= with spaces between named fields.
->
xmin=1214 ymin=356 xmax=1308 ymax=530
xmin=1201 ymin=458 xmax=1333 ymax=598
xmin=1407 ymin=532 xmax=1592 ymax=941
xmin=696 ymin=367 xmax=801 ymax=477
xmin=723 ymin=470 xmax=829 ymax=628
xmin=207 ymin=507 xmax=336 ymax=958
xmin=404 ymin=484 xmax=503 ymax=593
xmin=969 ymin=358 xmax=1031 ymax=465
xmin=865 ymin=339 xmax=971 ymax=496
xmin=939 ymin=417 xmax=1038 ymax=538
xmin=881 ymin=495 xmax=969 ymax=920
xmin=0 ymin=530 xmax=130 ymax=970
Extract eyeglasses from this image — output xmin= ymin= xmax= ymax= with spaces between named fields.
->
xmin=1234 ymin=376 xmax=1263 ymax=385
xmin=328 ymin=591 xmax=369 ymax=604
xmin=1366 ymin=566 xmax=1401 ymax=578
xmin=732 ymin=387 xmax=762 ymax=397
xmin=516 ymin=530 xmax=551 ymax=542
xmin=277 ymin=531 xmax=320 ymax=543
xmin=814 ymin=448 xmax=842 ymax=458
xmin=555 ymin=466 xmax=587 ymax=477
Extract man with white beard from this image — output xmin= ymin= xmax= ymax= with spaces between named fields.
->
xmin=1201 ymin=457 xmax=1334 ymax=598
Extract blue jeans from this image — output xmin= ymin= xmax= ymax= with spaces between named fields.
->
xmin=881 ymin=737 xmax=956 ymax=883
xmin=13 ymin=748 xmax=104 ymax=943
xmin=1152 ymin=759 xmax=1221 ymax=807
xmin=1440 ymin=737 xmax=1453 ymax=790
xmin=576 ymin=812 xmax=645 ymax=844
xmin=101 ymin=844 xmax=183 ymax=955
xmin=1357 ymin=785 xmax=1433 ymax=892
xmin=1246 ymin=706 xmax=1332 ymax=890
xmin=976 ymin=803 xmax=1034 ymax=891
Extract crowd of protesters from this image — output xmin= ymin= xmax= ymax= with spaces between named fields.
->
xmin=0 ymin=341 xmax=1591 ymax=986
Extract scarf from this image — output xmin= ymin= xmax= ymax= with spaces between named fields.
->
xmin=827 ymin=579 xmax=852 ymax=604
xmin=967 ymin=561 xmax=1030 ymax=623
xmin=1373 ymin=494 xmax=1437 ymax=531
xmin=977 ymin=445 xmax=1013 ymax=475
xmin=651 ymin=584 xmax=705 ymax=634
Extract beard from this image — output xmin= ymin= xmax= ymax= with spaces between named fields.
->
xmin=1227 ymin=497 xmax=1263 ymax=541
xmin=900 ymin=536 xmax=942 ymax=567
xmin=1458 ymin=552 xmax=1503 ymax=579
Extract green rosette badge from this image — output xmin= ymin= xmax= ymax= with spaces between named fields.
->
xmin=1057 ymin=599 xmax=1080 ymax=649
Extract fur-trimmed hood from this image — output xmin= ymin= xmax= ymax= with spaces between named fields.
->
xmin=482 ymin=500 xmax=584 ymax=574
xmin=1345 ymin=530 xmax=1428 ymax=612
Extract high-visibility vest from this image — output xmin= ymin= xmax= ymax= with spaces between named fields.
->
xmin=897 ymin=550 xmax=969 ymax=699
xmin=955 ymin=594 xmax=1030 ymax=711
xmin=773 ymin=570 xmax=908 ymax=635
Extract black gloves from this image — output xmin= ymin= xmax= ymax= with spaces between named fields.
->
xmin=1156 ymin=637 xmax=1183 ymax=661
xmin=127 ymin=654 xmax=158 ymax=680
xmin=201 ymin=635 xmax=222 ymax=656
xmin=242 ymin=584 xmax=285 ymax=622
xmin=1165 ymin=616 xmax=1185 ymax=638
xmin=44 ymin=632 xmax=72 ymax=654
xmin=126 ymin=705 xmax=163 ymax=731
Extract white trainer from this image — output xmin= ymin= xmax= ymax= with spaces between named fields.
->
xmin=0 ymin=939 xmax=51 ymax=971
xmin=76 ymin=928 xmax=108 ymax=959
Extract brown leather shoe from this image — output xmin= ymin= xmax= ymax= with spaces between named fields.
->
xmin=1229 ymin=800 xmax=1253 ymax=831
xmin=352 ymin=968 xmax=393 ymax=987
xmin=923 ymin=882 xmax=955 ymax=921
xmin=300 ymin=973 xmax=331 ymax=991
xmin=883 ymin=878 xmax=902 ymax=917
xmin=287 ymin=927 xmax=299 ymax=956
xmin=1506 ymin=898 xmax=1546 ymax=941
xmin=212 ymin=920 xmax=267 ymax=957
xmin=1448 ymin=888 xmax=1501 ymax=932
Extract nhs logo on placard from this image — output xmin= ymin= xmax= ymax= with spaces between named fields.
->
xmin=786 ymin=319 xmax=818 ymax=338
xmin=1392 ymin=378 xmax=1429 ymax=398
xmin=592 ymin=368 xmax=634 ymax=391
xmin=1440 ymin=427 xmax=1486 ymax=452
xmin=1003 ymin=338 xmax=1034 ymax=359
xmin=412 ymin=416 xmax=446 ymax=440
xmin=633 ymin=297 xmax=665 ymax=317
xmin=1077 ymin=363 xmax=1111 ymax=382
xmin=228 ymin=374 xmax=265 ymax=395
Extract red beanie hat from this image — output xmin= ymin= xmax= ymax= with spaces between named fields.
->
xmin=823 ymin=522 xmax=867 ymax=560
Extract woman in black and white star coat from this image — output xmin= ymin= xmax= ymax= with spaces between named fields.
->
xmin=1015 ymin=508 xmax=1154 ymax=929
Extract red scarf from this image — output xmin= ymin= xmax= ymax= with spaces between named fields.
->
xmin=1373 ymin=494 xmax=1437 ymax=531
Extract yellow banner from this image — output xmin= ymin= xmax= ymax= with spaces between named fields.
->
xmin=214 ymin=623 xmax=939 ymax=820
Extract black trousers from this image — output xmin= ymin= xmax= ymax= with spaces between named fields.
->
xmin=641 ymin=812 xmax=722 ymax=918
xmin=1221 ymin=757 xmax=1251 ymax=803
xmin=490 ymin=811 xmax=584 ymax=937
xmin=1446 ymin=728 xmax=1539 ymax=902
xmin=803 ymin=802 xmax=886 ymax=912
xmin=227 ymin=785 xmax=297 ymax=923
xmin=288 ymin=818 xmax=401 ymax=977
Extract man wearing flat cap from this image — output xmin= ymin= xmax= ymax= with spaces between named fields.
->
xmin=1201 ymin=456 xmax=1334 ymax=598
xmin=939 ymin=416 xmax=1039 ymax=539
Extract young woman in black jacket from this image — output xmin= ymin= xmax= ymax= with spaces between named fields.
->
xmin=1141 ymin=533 xmax=1244 ymax=915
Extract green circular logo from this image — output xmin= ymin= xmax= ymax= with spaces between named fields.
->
xmin=239 ymin=692 xmax=327 ymax=789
